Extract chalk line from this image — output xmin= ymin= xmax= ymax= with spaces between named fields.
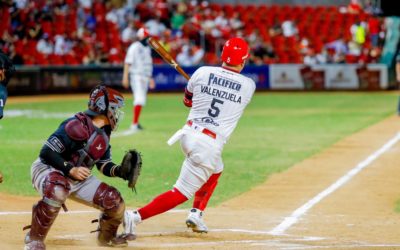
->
xmin=269 ymin=132 xmax=400 ymax=235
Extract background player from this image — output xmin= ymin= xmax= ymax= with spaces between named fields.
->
xmin=122 ymin=27 xmax=155 ymax=133
xmin=24 ymin=85 xmax=135 ymax=249
xmin=123 ymin=37 xmax=256 ymax=235
xmin=0 ymin=50 xmax=15 ymax=184
xmin=0 ymin=49 xmax=15 ymax=120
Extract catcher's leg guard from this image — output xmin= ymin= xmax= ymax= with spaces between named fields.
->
xmin=25 ymin=172 xmax=70 ymax=250
xmin=93 ymin=183 xmax=127 ymax=247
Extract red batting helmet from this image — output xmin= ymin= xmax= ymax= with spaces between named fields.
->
xmin=221 ymin=37 xmax=249 ymax=65
xmin=88 ymin=85 xmax=125 ymax=131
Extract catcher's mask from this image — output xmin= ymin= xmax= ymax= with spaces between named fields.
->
xmin=88 ymin=85 xmax=125 ymax=131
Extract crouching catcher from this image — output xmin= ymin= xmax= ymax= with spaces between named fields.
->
xmin=24 ymin=85 xmax=137 ymax=250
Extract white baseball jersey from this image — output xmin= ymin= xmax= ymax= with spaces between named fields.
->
xmin=125 ymin=41 xmax=153 ymax=77
xmin=186 ymin=66 xmax=256 ymax=141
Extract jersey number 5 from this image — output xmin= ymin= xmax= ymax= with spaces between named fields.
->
xmin=208 ymin=98 xmax=224 ymax=118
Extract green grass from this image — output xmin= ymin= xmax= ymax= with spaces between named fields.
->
xmin=0 ymin=92 xmax=397 ymax=208
xmin=395 ymin=199 xmax=400 ymax=213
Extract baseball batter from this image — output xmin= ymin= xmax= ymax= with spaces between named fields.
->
xmin=123 ymin=37 xmax=256 ymax=235
xmin=122 ymin=27 xmax=155 ymax=133
xmin=24 ymin=86 xmax=136 ymax=250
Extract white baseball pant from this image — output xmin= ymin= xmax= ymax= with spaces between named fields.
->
xmin=129 ymin=74 xmax=150 ymax=106
xmin=173 ymin=124 xmax=225 ymax=199
xmin=31 ymin=158 xmax=102 ymax=205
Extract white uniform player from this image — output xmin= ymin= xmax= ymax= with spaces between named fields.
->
xmin=123 ymin=37 xmax=255 ymax=235
xmin=122 ymin=27 xmax=155 ymax=132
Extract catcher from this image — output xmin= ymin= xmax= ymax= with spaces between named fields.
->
xmin=24 ymin=85 xmax=141 ymax=250
xmin=0 ymin=49 xmax=15 ymax=119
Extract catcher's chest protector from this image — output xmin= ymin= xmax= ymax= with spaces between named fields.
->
xmin=66 ymin=113 xmax=110 ymax=169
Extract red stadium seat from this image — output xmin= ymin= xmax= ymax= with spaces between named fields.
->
xmin=346 ymin=54 xmax=360 ymax=63
xmin=223 ymin=4 xmax=235 ymax=18
xmin=63 ymin=54 xmax=80 ymax=65
xmin=204 ymin=52 xmax=219 ymax=65
xmin=209 ymin=3 xmax=222 ymax=12
xmin=49 ymin=54 xmax=64 ymax=65
xmin=41 ymin=21 xmax=53 ymax=37
xmin=34 ymin=52 xmax=49 ymax=65
xmin=3 ymin=2 xmax=384 ymax=66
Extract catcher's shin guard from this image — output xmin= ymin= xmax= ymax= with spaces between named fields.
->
xmin=24 ymin=201 xmax=61 ymax=250
xmin=93 ymin=183 xmax=128 ymax=247
xmin=24 ymin=172 xmax=70 ymax=249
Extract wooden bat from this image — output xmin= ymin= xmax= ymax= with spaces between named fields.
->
xmin=147 ymin=37 xmax=190 ymax=80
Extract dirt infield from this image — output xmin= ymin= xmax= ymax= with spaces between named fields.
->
xmin=1 ymin=115 xmax=400 ymax=250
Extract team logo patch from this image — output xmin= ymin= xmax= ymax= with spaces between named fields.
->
xmin=47 ymin=136 xmax=65 ymax=153
xmin=193 ymin=117 xmax=220 ymax=126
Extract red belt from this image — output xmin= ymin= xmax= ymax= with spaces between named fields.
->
xmin=187 ymin=120 xmax=216 ymax=139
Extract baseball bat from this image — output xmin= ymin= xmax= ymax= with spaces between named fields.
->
xmin=147 ymin=37 xmax=190 ymax=80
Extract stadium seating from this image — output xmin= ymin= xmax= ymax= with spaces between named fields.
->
xmin=0 ymin=2 xmax=380 ymax=65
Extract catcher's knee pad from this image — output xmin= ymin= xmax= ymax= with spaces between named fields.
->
xmin=42 ymin=171 xmax=70 ymax=207
xmin=93 ymin=183 xmax=125 ymax=216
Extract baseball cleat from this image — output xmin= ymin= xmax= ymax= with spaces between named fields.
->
xmin=130 ymin=124 xmax=144 ymax=131
xmin=185 ymin=208 xmax=208 ymax=233
xmin=110 ymin=235 xmax=129 ymax=247
xmin=24 ymin=233 xmax=46 ymax=250
xmin=121 ymin=233 xmax=137 ymax=241
xmin=24 ymin=241 xmax=46 ymax=250
xmin=97 ymin=235 xmax=128 ymax=247
xmin=123 ymin=210 xmax=142 ymax=238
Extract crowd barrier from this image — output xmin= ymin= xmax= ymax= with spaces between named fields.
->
xmin=7 ymin=64 xmax=389 ymax=95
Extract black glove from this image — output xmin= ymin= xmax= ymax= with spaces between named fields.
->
xmin=119 ymin=149 xmax=143 ymax=192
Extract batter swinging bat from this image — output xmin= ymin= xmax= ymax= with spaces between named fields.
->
xmin=147 ymin=37 xmax=190 ymax=80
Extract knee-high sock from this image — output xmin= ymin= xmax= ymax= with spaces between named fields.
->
xmin=133 ymin=105 xmax=142 ymax=125
xmin=193 ymin=173 xmax=221 ymax=211
xmin=138 ymin=188 xmax=188 ymax=220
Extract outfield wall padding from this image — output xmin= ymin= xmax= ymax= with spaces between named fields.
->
xmin=7 ymin=64 xmax=388 ymax=95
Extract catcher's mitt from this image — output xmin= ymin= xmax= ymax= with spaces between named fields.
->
xmin=120 ymin=149 xmax=142 ymax=192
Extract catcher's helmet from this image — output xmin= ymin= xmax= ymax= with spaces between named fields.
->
xmin=137 ymin=27 xmax=150 ymax=40
xmin=88 ymin=85 xmax=124 ymax=131
xmin=221 ymin=37 xmax=249 ymax=66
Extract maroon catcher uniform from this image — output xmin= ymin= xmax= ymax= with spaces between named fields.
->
xmin=24 ymin=85 xmax=134 ymax=249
